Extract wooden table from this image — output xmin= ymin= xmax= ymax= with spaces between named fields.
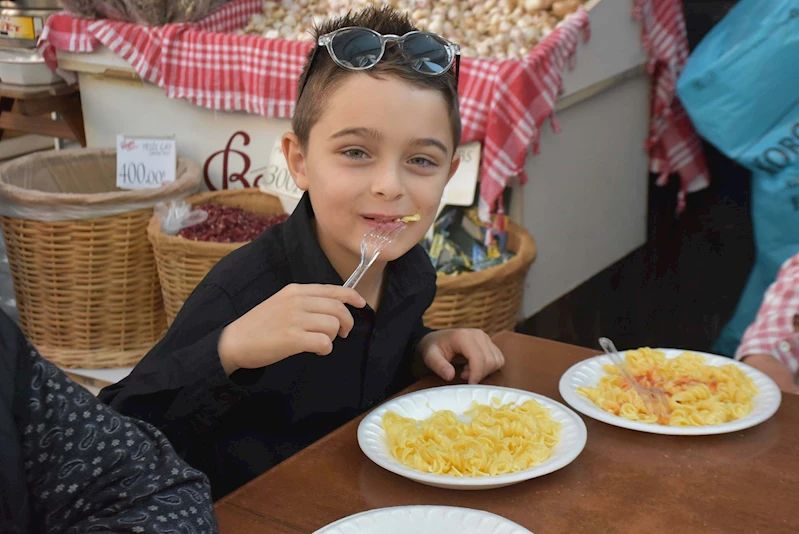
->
xmin=216 ymin=333 xmax=798 ymax=534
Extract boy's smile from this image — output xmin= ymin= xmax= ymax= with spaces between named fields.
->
xmin=360 ymin=214 xmax=411 ymax=226
xmin=283 ymin=73 xmax=460 ymax=289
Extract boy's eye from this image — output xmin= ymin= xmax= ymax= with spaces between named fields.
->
xmin=342 ymin=148 xmax=369 ymax=160
xmin=408 ymin=156 xmax=437 ymax=168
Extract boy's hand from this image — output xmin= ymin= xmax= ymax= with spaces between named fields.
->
xmin=417 ymin=329 xmax=505 ymax=385
xmin=218 ymin=284 xmax=366 ymax=375
xmin=741 ymin=353 xmax=799 ymax=394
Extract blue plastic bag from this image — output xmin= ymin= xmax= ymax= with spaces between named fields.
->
xmin=677 ymin=0 xmax=799 ymax=356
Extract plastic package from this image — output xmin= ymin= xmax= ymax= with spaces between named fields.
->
xmin=423 ymin=206 xmax=515 ymax=276
xmin=154 ymin=200 xmax=208 ymax=235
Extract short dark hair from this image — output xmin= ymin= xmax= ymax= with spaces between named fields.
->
xmin=292 ymin=6 xmax=462 ymax=151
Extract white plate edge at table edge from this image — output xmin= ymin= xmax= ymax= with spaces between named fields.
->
xmin=311 ymin=505 xmax=535 ymax=534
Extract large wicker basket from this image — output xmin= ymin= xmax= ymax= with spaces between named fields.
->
xmin=148 ymin=188 xmax=285 ymax=325
xmin=0 ymin=148 xmax=202 ymax=368
xmin=423 ymin=221 xmax=536 ymax=336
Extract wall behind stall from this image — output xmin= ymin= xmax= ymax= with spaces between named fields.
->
xmin=518 ymin=0 xmax=755 ymax=353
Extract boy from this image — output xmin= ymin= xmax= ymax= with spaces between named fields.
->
xmin=101 ymin=6 xmax=505 ymax=499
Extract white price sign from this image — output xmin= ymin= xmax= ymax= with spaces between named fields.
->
xmin=445 ymin=141 xmax=481 ymax=206
xmin=116 ymin=135 xmax=176 ymax=190
xmin=259 ymin=137 xmax=304 ymax=213
xmin=424 ymin=142 xmax=482 ymax=241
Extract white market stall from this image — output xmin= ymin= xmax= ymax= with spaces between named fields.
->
xmin=45 ymin=0 xmax=701 ymax=321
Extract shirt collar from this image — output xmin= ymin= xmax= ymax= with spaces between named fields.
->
xmin=282 ymin=193 xmax=436 ymax=303
xmin=282 ymin=193 xmax=343 ymax=286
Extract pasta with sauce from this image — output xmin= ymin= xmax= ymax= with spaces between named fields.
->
xmin=381 ymin=399 xmax=561 ymax=477
xmin=577 ymin=348 xmax=758 ymax=426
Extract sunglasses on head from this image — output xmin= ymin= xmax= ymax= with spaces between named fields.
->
xmin=297 ymin=26 xmax=461 ymax=100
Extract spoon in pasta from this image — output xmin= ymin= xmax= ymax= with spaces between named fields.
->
xmin=598 ymin=337 xmax=671 ymax=422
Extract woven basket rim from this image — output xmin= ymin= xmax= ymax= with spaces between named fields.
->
xmin=148 ymin=188 xmax=536 ymax=291
xmin=0 ymin=147 xmax=201 ymax=207
xmin=434 ymin=221 xmax=537 ymax=291
xmin=147 ymin=188 xmax=286 ymax=253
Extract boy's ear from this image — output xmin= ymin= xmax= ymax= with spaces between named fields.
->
xmin=282 ymin=132 xmax=309 ymax=191
xmin=446 ymin=152 xmax=461 ymax=184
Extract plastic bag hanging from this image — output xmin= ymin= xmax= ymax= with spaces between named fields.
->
xmin=154 ymin=200 xmax=208 ymax=235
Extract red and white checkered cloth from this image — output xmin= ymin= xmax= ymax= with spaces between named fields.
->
xmin=633 ymin=0 xmax=710 ymax=213
xmin=39 ymin=0 xmax=707 ymax=217
xmin=736 ymin=254 xmax=799 ymax=376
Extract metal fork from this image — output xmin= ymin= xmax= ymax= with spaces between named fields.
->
xmin=343 ymin=221 xmax=406 ymax=289
xmin=598 ymin=337 xmax=671 ymax=421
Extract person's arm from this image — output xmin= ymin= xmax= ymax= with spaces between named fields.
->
xmin=739 ymin=353 xmax=799 ymax=393
xmin=99 ymin=283 xmax=250 ymax=454
xmin=736 ymin=254 xmax=799 ymax=393
xmin=101 ymin=280 xmax=367 ymax=454
xmin=4 ymin=312 xmax=218 ymax=533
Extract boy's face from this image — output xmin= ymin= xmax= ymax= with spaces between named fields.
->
xmin=283 ymin=73 xmax=460 ymax=263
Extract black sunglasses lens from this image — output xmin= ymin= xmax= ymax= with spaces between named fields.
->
xmin=331 ymin=29 xmax=382 ymax=69
xmin=403 ymin=33 xmax=451 ymax=74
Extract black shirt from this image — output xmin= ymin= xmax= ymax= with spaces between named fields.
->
xmin=100 ymin=193 xmax=436 ymax=499
xmin=0 ymin=311 xmax=217 ymax=534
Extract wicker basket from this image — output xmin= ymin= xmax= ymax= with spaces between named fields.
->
xmin=423 ymin=221 xmax=536 ymax=336
xmin=0 ymin=148 xmax=202 ymax=368
xmin=150 ymin=187 xmax=534 ymax=335
xmin=148 ymin=188 xmax=285 ymax=325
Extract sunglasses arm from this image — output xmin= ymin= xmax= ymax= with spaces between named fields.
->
xmin=455 ymin=53 xmax=460 ymax=93
xmin=296 ymin=44 xmax=320 ymax=101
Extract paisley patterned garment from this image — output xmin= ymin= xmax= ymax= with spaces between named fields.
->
xmin=1 ymin=311 xmax=218 ymax=533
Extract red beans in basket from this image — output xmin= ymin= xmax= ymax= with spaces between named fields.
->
xmin=178 ymin=203 xmax=289 ymax=243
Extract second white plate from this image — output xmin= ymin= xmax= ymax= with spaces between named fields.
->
xmin=558 ymin=348 xmax=782 ymax=436
xmin=357 ymin=385 xmax=587 ymax=490
xmin=313 ymin=506 xmax=533 ymax=534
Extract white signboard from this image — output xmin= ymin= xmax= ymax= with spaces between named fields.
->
xmin=446 ymin=141 xmax=481 ymax=206
xmin=259 ymin=136 xmax=304 ymax=213
xmin=116 ymin=135 xmax=176 ymax=190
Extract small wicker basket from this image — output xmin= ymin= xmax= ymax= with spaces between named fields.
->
xmin=423 ymin=221 xmax=536 ymax=336
xmin=148 ymin=188 xmax=285 ymax=325
xmin=0 ymin=148 xmax=202 ymax=368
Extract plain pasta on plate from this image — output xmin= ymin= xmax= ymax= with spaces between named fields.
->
xmin=577 ymin=348 xmax=758 ymax=426
xmin=382 ymin=399 xmax=561 ymax=477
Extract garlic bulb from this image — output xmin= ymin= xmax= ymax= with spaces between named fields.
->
xmin=240 ymin=0 xmax=587 ymax=60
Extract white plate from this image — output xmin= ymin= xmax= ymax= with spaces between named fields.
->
xmin=357 ymin=385 xmax=587 ymax=489
xmin=558 ymin=348 xmax=782 ymax=435
xmin=313 ymin=506 xmax=533 ymax=534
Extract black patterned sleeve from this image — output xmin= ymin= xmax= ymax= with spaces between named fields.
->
xmin=14 ymin=337 xmax=219 ymax=533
